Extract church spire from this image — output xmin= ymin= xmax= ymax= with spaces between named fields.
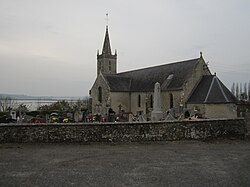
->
xmin=102 ymin=26 xmax=112 ymax=55
xmin=97 ymin=14 xmax=117 ymax=75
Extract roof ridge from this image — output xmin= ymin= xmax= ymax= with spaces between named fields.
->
xmin=215 ymin=77 xmax=229 ymax=102
xmin=204 ymin=75 xmax=216 ymax=103
xmin=104 ymin=74 xmax=131 ymax=78
xmin=118 ymin=58 xmax=200 ymax=75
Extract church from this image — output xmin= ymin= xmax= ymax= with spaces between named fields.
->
xmin=89 ymin=26 xmax=237 ymax=119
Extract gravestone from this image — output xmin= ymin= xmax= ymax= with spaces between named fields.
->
xmin=151 ymin=82 xmax=163 ymax=121
xmin=129 ymin=113 xmax=134 ymax=122
xmin=138 ymin=115 xmax=146 ymax=122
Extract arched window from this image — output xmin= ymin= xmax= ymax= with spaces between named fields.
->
xmin=98 ymin=87 xmax=102 ymax=103
xmin=150 ymin=95 xmax=153 ymax=108
xmin=138 ymin=94 xmax=141 ymax=107
xmin=169 ymin=93 xmax=173 ymax=108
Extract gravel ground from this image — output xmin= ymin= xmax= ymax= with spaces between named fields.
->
xmin=0 ymin=140 xmax=250 ymax=187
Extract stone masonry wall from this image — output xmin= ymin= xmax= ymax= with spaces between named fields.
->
xmin=0 ymin=118 xmax=246 ymax=143
xmin=90 ymin=73 xmax=110 ymax=115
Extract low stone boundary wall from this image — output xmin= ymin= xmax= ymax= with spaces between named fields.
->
xmin=0 ymin=118 xmax=246 ymax=143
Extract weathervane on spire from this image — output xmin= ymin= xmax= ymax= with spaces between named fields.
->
xmin=105 ymin=13 xmax=109 ymax=26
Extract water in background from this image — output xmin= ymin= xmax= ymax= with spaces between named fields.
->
xmin=13 ymin=99 xmax=78 ymax=111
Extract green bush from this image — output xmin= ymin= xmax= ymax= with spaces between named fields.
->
xmin=26 ymin=111 xmax=40 ymax=117
xmin=0 ymin=111 xmax=8 ymax=117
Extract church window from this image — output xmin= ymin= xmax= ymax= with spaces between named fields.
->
xmin=138 ymin=94 xmax=141 ymax=107
xmin=150 ymin=95 xmax=153 ymax=108
xmin=169 ymin=93 xmax=173 ymax=108
xmin=98 ymin=87 xmax=102 ymax=103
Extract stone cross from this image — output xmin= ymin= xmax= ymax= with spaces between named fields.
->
xmin=118 ymin=104 xmax=122 ymax=111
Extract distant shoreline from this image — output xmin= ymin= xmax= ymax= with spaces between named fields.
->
xmin=0 ymin=93 xmax=86 ymax=100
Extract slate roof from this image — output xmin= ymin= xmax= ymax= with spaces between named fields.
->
xmin=103 ymin=58 xmax=200 ymax=92
xmin=187 ymin=75 xmax=237 ymax=104
xmin=104 ymin=75 xmax=132 ymax=92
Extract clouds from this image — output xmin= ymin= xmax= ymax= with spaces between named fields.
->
xmin=0 ymin=0 xmax=249 ymax=96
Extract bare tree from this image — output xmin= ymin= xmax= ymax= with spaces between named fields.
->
xmin=15 ymin=103 xmax=28 ymax=118
xmin=244 ymin=82 xmax=247 ymax=100
xmin=248 ymin=82 xmax=250 ymax=101
xmin=240 ymin=83 xmax=242 ymax=96
xmin=0 ymin=96 xmax=17 ymax=112
xmin=236 ymin=83 xmax=239 ymax=100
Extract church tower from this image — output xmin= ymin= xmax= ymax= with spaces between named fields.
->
xmin=97 ymin=26 xmax=117 ymax=75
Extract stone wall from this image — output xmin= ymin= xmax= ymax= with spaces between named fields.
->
xmin=110 ymin=92 xmax=130 ymax=114
xmin=205 ymin=104 xmax=237 ymax=119
xmin=0 ymin=118 xmax=246 ymax=143
xmin=187 ymin=103 xmax=237 ymax=119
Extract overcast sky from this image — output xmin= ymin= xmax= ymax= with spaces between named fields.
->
xmin=0 ymin=0 xmax=249 ymax=97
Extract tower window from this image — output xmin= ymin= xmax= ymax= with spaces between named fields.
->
xmin=138 ymin=94 xmax=141 ymax=107
xmin=98 ymin=87 xmax=102 ymax=103
xmin=108 ymin=61 xmax=111 ymax=71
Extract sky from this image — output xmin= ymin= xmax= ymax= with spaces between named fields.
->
xmin=0 ymin=0 xmax=249 ymax=97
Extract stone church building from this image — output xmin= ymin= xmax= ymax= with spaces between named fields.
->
xmin=89 ymin=26 xmax=237 ymax=119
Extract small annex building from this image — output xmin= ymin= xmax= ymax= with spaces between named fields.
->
xmin=89 ymin=26 xmax=237 ymax=119
xmin=187 ymin=74 xmax=238 ymax=118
